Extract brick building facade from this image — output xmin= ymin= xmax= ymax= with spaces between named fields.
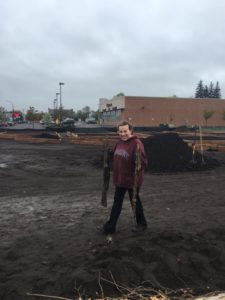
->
xmin=99 ymin=96 xmax=225 ymax=127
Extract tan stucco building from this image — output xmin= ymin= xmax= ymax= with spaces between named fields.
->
xmin=99 ymin=96 xmax=225 ymax=127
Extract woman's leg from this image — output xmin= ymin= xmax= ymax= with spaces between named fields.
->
xmin=128 ymin=188 xmax=147 ymax=227
xmin=103 ymin=186 xmax=126 ymax=233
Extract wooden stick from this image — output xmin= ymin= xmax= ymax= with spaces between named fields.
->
xmin=26 ymin=292 xmax=72 ymax=300
xmin=101 ymin=136 xmax=110 ymax=207
xmin=131 ymin=143 xmax=142 ymax=226
xmin=199 ymin=125 xmax=205 ymax=164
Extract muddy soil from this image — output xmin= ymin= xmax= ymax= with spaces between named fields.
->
xmin=1 ymin=139 xmax=225 ymax=299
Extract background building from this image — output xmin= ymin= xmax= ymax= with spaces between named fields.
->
xmin=99 ymin=96 xmax=225 ymax=127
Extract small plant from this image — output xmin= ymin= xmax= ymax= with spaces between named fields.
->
xmin=203 ymin=110 xmax=214 ymax=126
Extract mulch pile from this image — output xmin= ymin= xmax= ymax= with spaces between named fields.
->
xmin=32 ymin=133 xmax=59 ymax=139
xmin=141 ymin=132 xmax=220 ymax=172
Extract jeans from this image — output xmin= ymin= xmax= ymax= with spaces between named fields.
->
xmin=103 ymin=186 xmax=147 ymax=233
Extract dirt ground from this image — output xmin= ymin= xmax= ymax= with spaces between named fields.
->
xmin=1 ymin=137 xmax=225 ymax=300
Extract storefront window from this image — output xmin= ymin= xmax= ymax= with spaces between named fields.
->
xmin=102 ymin=109 xmax=122 ymax=122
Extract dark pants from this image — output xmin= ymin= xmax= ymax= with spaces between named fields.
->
xmin=103 ymin=186 xmax=147 ymax=233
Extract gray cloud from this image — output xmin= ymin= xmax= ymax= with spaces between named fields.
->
xmin=1 ymin=0 xmax=225 ymax=112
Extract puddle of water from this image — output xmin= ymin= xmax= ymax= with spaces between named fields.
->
xmin=0 ymin=163 xmax=7 ymax=168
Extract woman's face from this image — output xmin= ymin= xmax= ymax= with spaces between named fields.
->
xmin=118 ymin=124 xmax=133 ymax=141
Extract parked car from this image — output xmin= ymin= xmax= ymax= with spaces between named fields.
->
xmin=0 ymin=121 xmax=14 ymax=127
xmin=61 ymin=118 xmax=75 ymax=126
xmin=85 ymin=117 xmax=97 ymax=124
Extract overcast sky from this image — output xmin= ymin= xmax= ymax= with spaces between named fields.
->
xmin=1 ymin=0 xmax=225 ymax=112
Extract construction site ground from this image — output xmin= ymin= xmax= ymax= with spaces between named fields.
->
xmin=1 ymin=129 xmax=225 ymax=300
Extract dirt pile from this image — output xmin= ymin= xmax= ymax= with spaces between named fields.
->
xmin=141 ymin=133 xmax=220 ymax=172
xmin=32 ymin=132 xmax=60 ymax=139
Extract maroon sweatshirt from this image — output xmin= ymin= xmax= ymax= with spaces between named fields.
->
xmin=112 ymin=135 xmax=148 ymax=189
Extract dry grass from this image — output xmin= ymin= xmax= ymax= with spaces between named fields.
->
xmin=25 ymin=271 xmax=209 ymax=300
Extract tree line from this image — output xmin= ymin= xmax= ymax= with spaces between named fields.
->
xmin=195 ymin=80 xmax=221 ymax=99
xmin=26 ymin=105 xmax=99 ymax=124
xmin=0 ymin=105 xmax=99 ymax=125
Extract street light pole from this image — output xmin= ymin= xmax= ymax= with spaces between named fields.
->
xmin=59 ymin=82 xmax=65 ymax=123
xmin=53 ymin=99 xmax=57 ymax=109
xmin=56 ymin=92 xmax=60 ymax=109
xmin=59 ymin=82 xmax=65 ymax=108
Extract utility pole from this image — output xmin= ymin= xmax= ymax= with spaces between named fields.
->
xmin=53 ymin=99 xmax=57 ymax=109
xmin=59 ymin=82 xmax=65 ymax=123
xmin=56 ymin=92 xmax=60 ymax=109
xmin=59 ymin=82 xmax=65 ymax=108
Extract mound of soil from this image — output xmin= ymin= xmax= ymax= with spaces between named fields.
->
xmin=32 ymin=133 xmax=60 ymax=139
xmin=142 ymin=133 xmax=220 ymax=172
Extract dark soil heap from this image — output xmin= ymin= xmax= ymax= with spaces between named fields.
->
xmin=32 ymin=132 xmax=60 ymax=139
xmin=141 ymin=132 xmax=220 ymax=172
